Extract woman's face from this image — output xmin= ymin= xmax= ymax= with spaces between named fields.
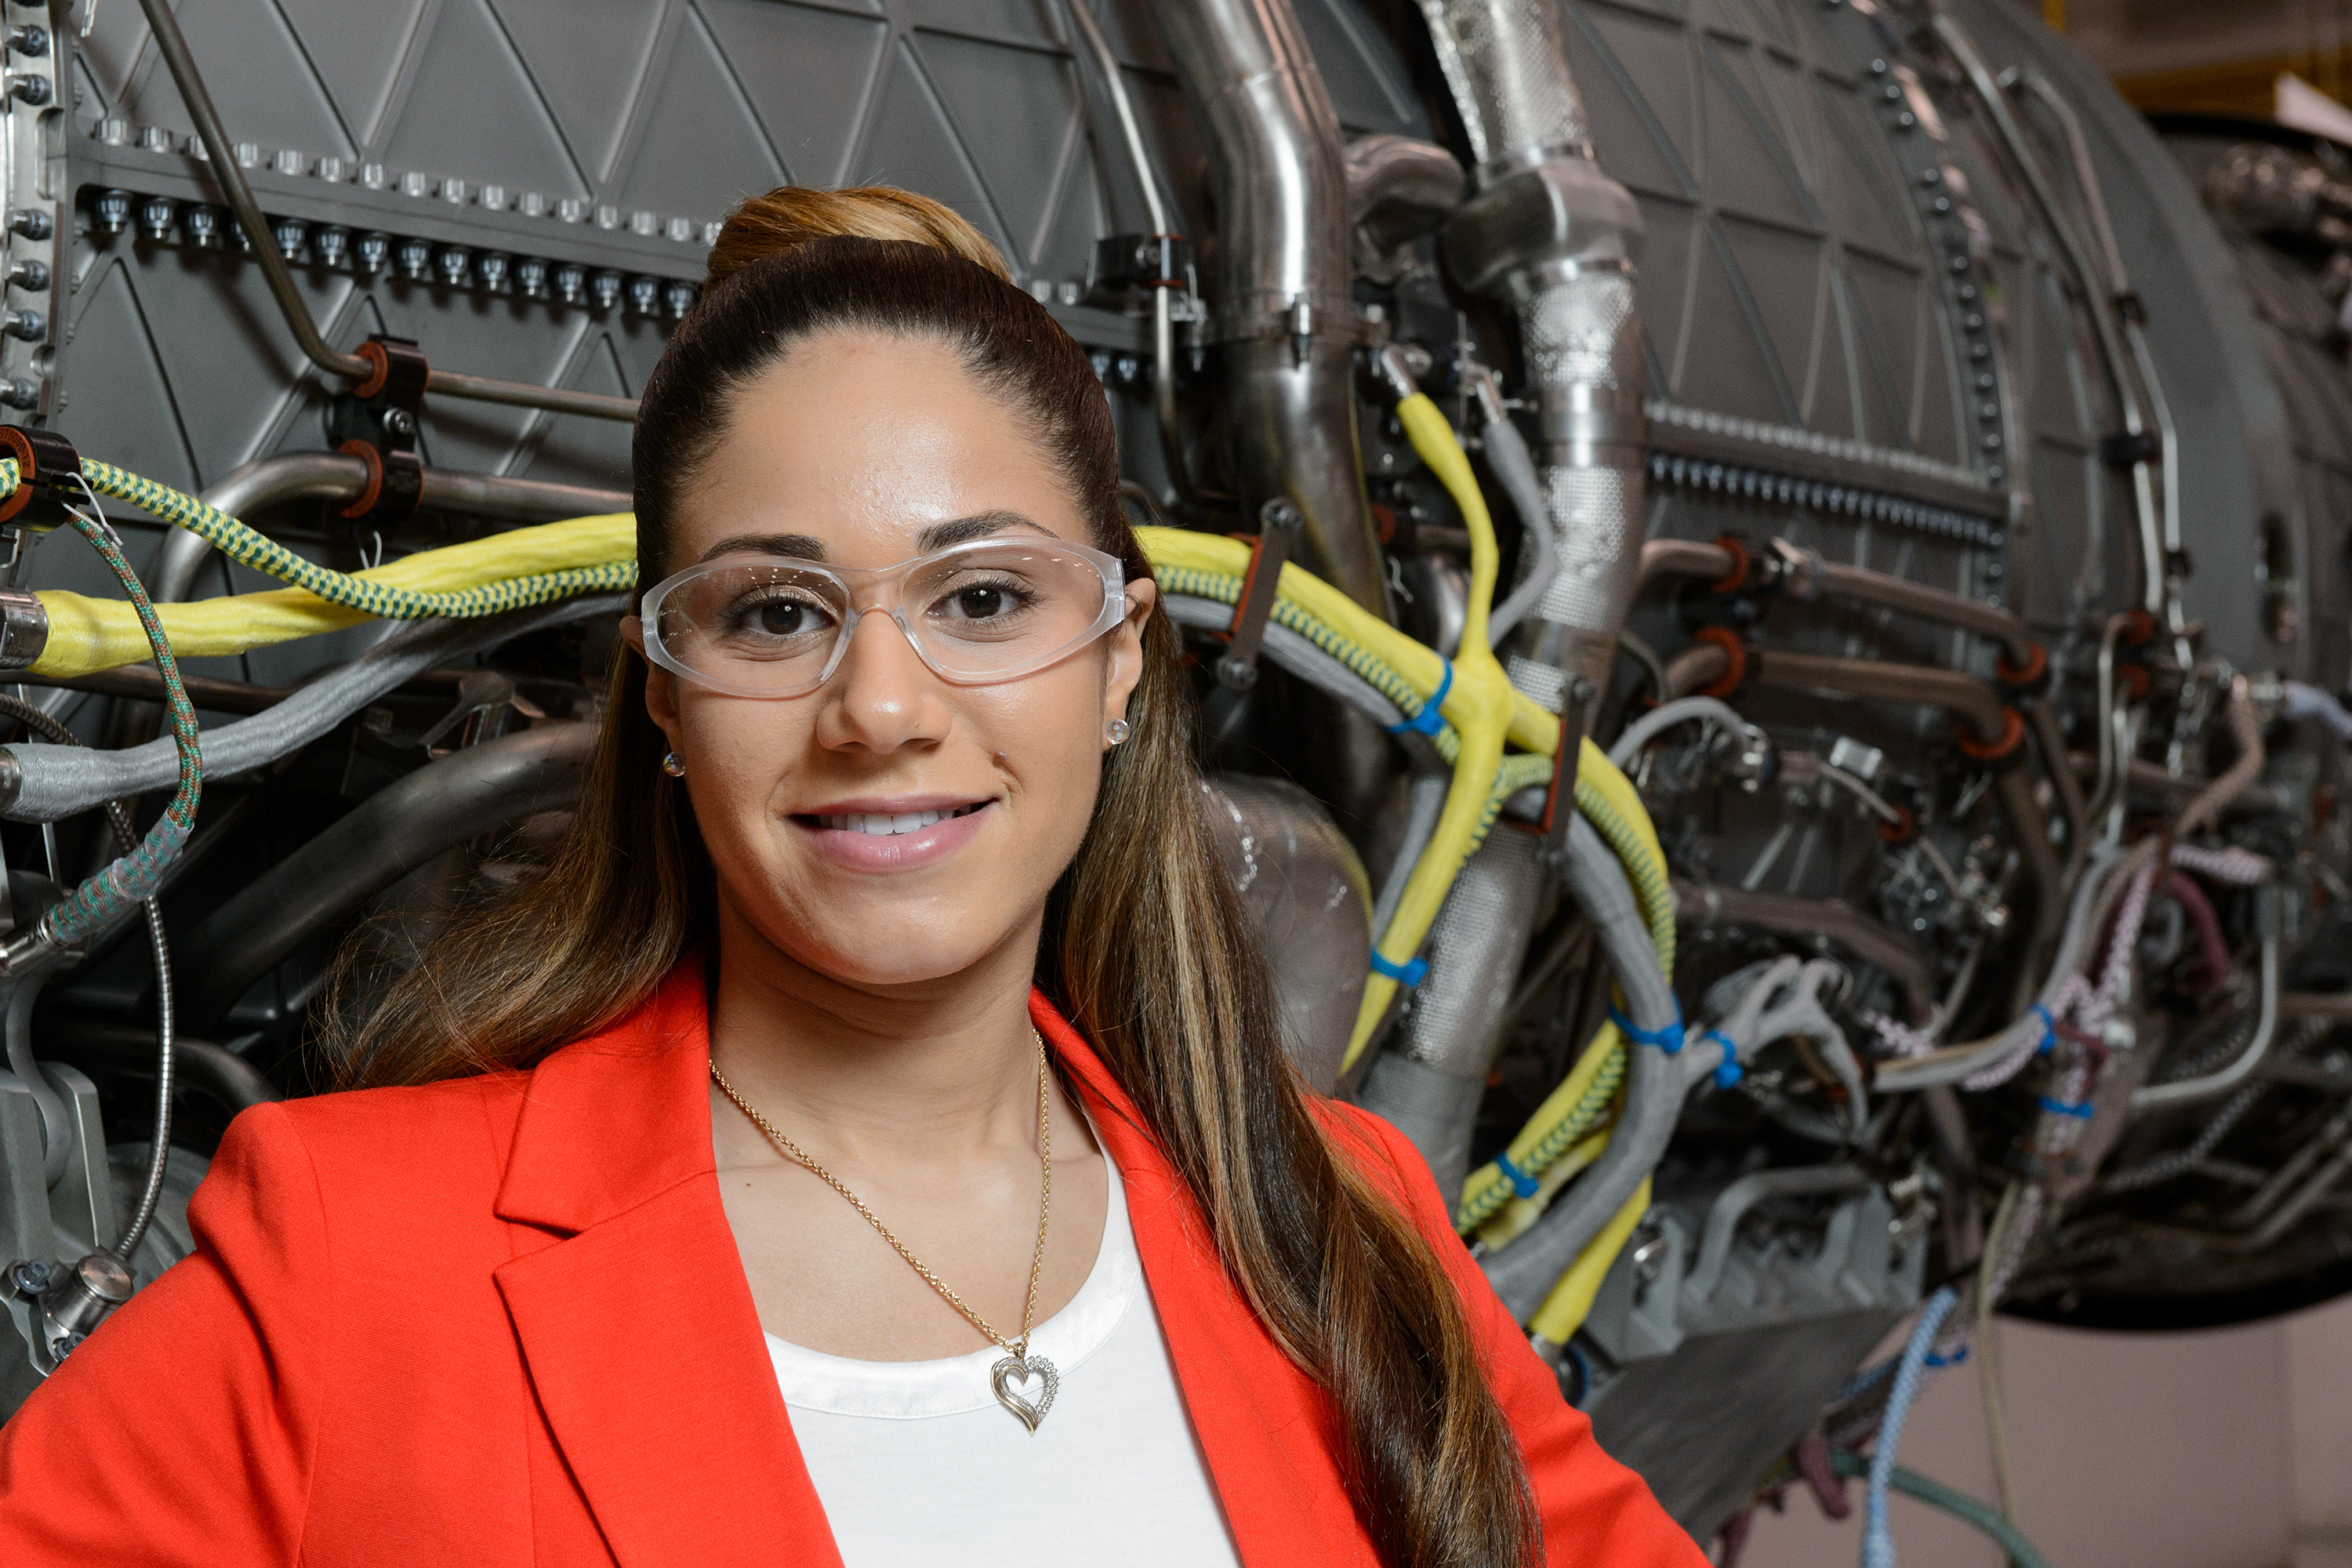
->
xmin=634 ymin=330 xmax=1154 ymax=989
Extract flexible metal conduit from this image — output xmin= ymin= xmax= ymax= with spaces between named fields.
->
xmin=134 ymin=0 xmax=637 ymax=423
xmin=1144 ymin=0 xmax=1388 ymax=613
xmin=175 ymin=722 xmax=597 ymax=1029
xmin=153 ymin=454 xmax=633 ymax=606
xmin=0 ymin=596 xmax=622 ymax=821
xmin=2131 ymin=888 xmax=2281 ymax=1112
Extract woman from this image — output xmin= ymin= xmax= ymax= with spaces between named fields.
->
xmin=0 ymin=187 xmax=1701 ymax=1568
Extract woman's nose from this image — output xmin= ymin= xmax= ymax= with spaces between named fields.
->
xmin=813 ymin=608 xmax=951 ymax=752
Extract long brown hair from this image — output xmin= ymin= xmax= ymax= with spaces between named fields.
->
xmin=321 ymin=186 xmax=1540 ymax=1568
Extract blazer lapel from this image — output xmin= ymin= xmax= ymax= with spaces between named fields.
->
xmin=1032 ymin=993 xmax=1377 ymax=1567
xmin=492 ymin=966 xmax=843 ymax=1568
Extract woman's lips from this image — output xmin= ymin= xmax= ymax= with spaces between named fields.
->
xmin=789 ymin=800 xmax=993 ymax=872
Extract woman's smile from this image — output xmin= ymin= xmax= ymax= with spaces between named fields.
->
xmin=789 ymin=796 xmax=997 ymax=873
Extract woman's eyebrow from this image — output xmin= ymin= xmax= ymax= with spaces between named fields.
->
xmin=914 ymin=511 xmax=1047 ymax=552
xmin=699 ymin=532 xmax=829 ymax=561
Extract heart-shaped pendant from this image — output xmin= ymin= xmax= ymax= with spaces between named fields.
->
xmin=989 ymin=1352 xmax=1058 ymax=1432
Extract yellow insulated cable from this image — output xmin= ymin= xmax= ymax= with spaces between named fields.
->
xmin=1343 ymin=390 xmax=1516 ymax=1071
xmin=1474 ymin=1124 xmax=1613 ymax=1251
xmin=31 ymin=513 xmax=637 ymax=677
xmin=1528 ymin=1174 xmax=1652 ymax=1344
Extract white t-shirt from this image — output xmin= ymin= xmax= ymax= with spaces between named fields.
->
xmin=764 ymin=1133 xmax=1243 ymax=1567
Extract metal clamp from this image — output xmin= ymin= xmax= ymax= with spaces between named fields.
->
xmin=0 ymin=423 xmax=81 ymax=530
xmin=1520 ymin=677 xmax=1599 ymax=875
xmin=326 ymin=334 xmax=429 ymax=535
xmin=1215 ymin=497 xmax=1305 ymax=691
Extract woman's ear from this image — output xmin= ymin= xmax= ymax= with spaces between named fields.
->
xmin=1100 ymin=580 xmax=1156 ymax=737
xmin=623 ymin=617 xmax=684 ymax=746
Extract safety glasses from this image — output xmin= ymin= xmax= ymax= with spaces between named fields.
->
xmin=630 ymin=535 xmax=1129 ymax=699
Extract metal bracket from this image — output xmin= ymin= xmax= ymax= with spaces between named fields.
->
xmin=1520 ymin=677 xmax=1598 ymax=874
xmin=1214 ymin=497 xmax=1304 ymax=691
xmin=325 ymin=334 xmax=429 ymax=535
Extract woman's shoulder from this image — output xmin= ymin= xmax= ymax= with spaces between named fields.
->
xmin=203 ymin=1069 xmax=537 ymax=1244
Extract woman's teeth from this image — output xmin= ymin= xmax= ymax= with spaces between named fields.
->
xmin=818 ymin=804 xmax=981 ymax=836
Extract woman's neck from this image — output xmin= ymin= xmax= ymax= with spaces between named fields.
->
xmin=705 ymin=898 xmax=1050 ymax=1168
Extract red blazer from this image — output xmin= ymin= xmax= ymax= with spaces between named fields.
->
xmin=0 ymin=964 xmax=1702 ymax=1566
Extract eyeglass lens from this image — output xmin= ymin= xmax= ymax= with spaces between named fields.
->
xmin=653 ymin=542 xmax=1110 ymax=693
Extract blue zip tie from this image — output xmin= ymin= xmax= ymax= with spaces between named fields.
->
xmin=1609 ymin=1004 xmax=1685 ymax=1054
xmin=2031 ymin=1003 xmax=2056 ymax=1056
xmin=1386 ymin=659 xmax=1453 ymax=736
xmin=1700 ymin=1029 xmax=1743 ymax=1088
xmin=1493 ymin=1152 xmax=1540 ymax=1200
xmin=2036 ymin=1095 xmax=2095 ymax=1120
xmin=1370 ymin=950 xmax=1428 ymax=987
xmin=1925 ymin=1345 xmax=1970 ymax=1368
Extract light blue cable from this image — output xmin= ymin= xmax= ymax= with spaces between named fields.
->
xmin=1863 ymin=1284 xmax=1962 ymax=1568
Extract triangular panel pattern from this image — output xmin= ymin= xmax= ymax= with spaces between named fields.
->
xmin=914 ymin=30 xmax=1086 ymax=270
xmin=1813 ymin=87 xmax=1918 ymax=264
xmin=605 ymin=5 xmax=789 ymax=221
xmin=701 ymin=0 xmax=891 ymax=191
xmin=1682 ymin=223 xmax=1798 ymax=420
xmin=1696 ymin=42 xmax=1817 ymax=234
xmin=1295 ymin=0 xmax=1426 ymax=136
xmin=845 ymin=39 xmax=1021 ymax=272
xmin=1717 ymin=216 xmax=1825 ymax=416
xmin=1574 ymin=5 xmax=1700 ymax=200
xmin=1838 ymin=255 xmax=1925 ymax=448
xmin=119 ymin=0 xmax=358 ymax=159
xmin=514 ymin=325 xmax=638 ymax=488
xmin=56 ymin=260 xmax=203 ymax=495
xmin=378 ymin=0 xmax=588 ymax=198
xmin=491 ymin=0 xmax=668 ymax=186
xmin=277 ymin=0 xmax=434 ymax=150
xmin=1634 ymin=195 xmax=1704 ymax=386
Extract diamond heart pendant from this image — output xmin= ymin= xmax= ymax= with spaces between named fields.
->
xmin=989 ymin=1352 xmax=1058 ymax=1432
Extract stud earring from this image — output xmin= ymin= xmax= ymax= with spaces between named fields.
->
xmin=661 ymin=752 xmax=686 ymax=777
xmin=1105 ymin=718 xmax=1131 ymax=746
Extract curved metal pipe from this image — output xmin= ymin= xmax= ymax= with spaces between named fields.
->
xmin=1146 ymin=0 xmax=1387 ymax=613
xmin=1671 ymin=882 xmax=1934 ymax=1023
xmin=1344 ymin=133 xmax=1465 ymax=254
xmin=2131 ymin=890 xmax=2281 ymax=1112
xmin=1685 ymin=1164 xmax=1871 ymax=1299
xmin=154 ymin=454 xmax=630 ymax=606
xmin=49 ymin=1018 xmax=281 ymax=1112
xmin=133 ymin=0 xmax=636 ymax=423
xmin=172 ymin=723 xmax=596 ymax=1029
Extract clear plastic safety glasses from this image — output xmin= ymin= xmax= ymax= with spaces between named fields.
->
xmin=632 ymin=535 xmax=1129 ymax=699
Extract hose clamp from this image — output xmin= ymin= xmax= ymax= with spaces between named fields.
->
xmin=0 ymin=584 xmax=45 ymax=668
xmin=327 ymin=334 xmax=428 ymax=535
xmin=0 ymin=424 xmax=82 ymax=530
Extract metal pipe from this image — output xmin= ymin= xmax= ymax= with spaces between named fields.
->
xmin=1936 ymin=16 xmax=2163 ymax=622
xmin=1685 ymin=1164 xmax=1871 ymax=1299
xmin=1662 ymin=639 xmax=1730 ymax=699
xmin=1062 ymin=0 xmax=1196 ymax=506
xmin=1145 ymin=0 xmax=1387 ymax=613
xmin=2131 ymin=890 xmax=2281 ymax=1111
xmin=172 ymin=722 xmax=596 ymax=1030
xmin=133 ymin=0 xmax=637 ymax=423
xmin=2281 ymin=993 xmax=2352 ymax=1022
xmin=1749 ymin=647 xmax=2012 ymax=744
xmin=154 ymin=453 xmax=630 ymax=606
xmin=1342 ymin=133 xmax=1464 ymax=254
xmin=46 ymin=1019 xmax=280 ymax=1113
xmin=1671 ymin=881 xmax=1934 ymax=1023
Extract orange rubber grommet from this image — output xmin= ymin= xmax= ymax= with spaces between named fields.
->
xmin=1693 ymin=626 xmax=1748 ymax=699
xmin=1994 ymin=641 xmax=2049 ymax=692
xmin=1955 ymin=707 xmax=2027 ymax=768
xmin=1708 ymin=535 xmax=1752 ymax=595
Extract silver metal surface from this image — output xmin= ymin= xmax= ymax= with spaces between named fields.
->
xmin=1148 ymin=0 xmax=1388 ymax=615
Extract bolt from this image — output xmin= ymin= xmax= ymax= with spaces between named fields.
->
xmin=515 ymin=256 xmax=548 ymax=299
xmin=6 ymin=257 xmax=45 ymax=289
xmin=271 ymin=147 xmax=307 ymax=177
xmin=5 ymin=1258 xmax=50 ymax=1297
xmin=271 ymin=216 xmax=307 ymax=260
xmin=3 ymin=307 xmax=42 ymax=341
xmin=557 ymin=198 xmax=589 ymax=224
xmin=234 ymin=141 xmax=263 ymax=169
xmin=381 ymin=407 xmax=416 ymax=438
xmin=662 ymin=279 xmax=697 ymax=319
xmin=137 ymin=194 xmax=176 ymax=241
xmin=400 ymin=170 xmax=432 ymax=199
xmin=594 ymin=205 xmax=622 ymax=230
xmin=476 ymin=251 xmax=510 ymax=292
xmin=6 ymin=24 xmax=46 ymax=55
xmin=313 ymin=225 xmax=350 ymax=269
xmin=626 ymin=274 xmax=660 ymax=316
xmin=354 ymin=230 xmax=390 ymax=274
xmin=93 ymin=188 xmax=132 ymax=235
xmin=6 ymin=207 xmax=45 ymax=241
xmin=438 ymin=177 xmax=469 ymax=205
xmin=554 ymin=263 xmax=586 ymax=304
xmin=5 ymin=74 xmax=49 ymax=104
xmin=476 ymin=184 xmax=509 ymax=212
xmin=394 ymin=236 xmax=432 ymax=279
xmin=666 ymin=215 xmax=695 ymax=243
xmin=359 ymin=162 xmax=388 ymax=190
xmin=95 ymin=115 xmax=129 ymax=144
xmin=314 ymin=155 xmax=350 ymax=183
xmin=436 ymin=245 xmax=472 ymax=287
xmin=137 ymin=125 xmax=172 ymax=153
xmin=590 ymin=269 xmax=622 ymax=310
xmin=628 ymin=210 xmax=659 ymax=237
xmin=182 ymin=205 xmax=220 ymax=248
xmin=0 ymin=379 xmax=38 ymax=410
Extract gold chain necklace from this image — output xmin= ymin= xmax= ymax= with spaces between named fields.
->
xmin=709 ymin=1029 xmax=1059 ymax=1432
